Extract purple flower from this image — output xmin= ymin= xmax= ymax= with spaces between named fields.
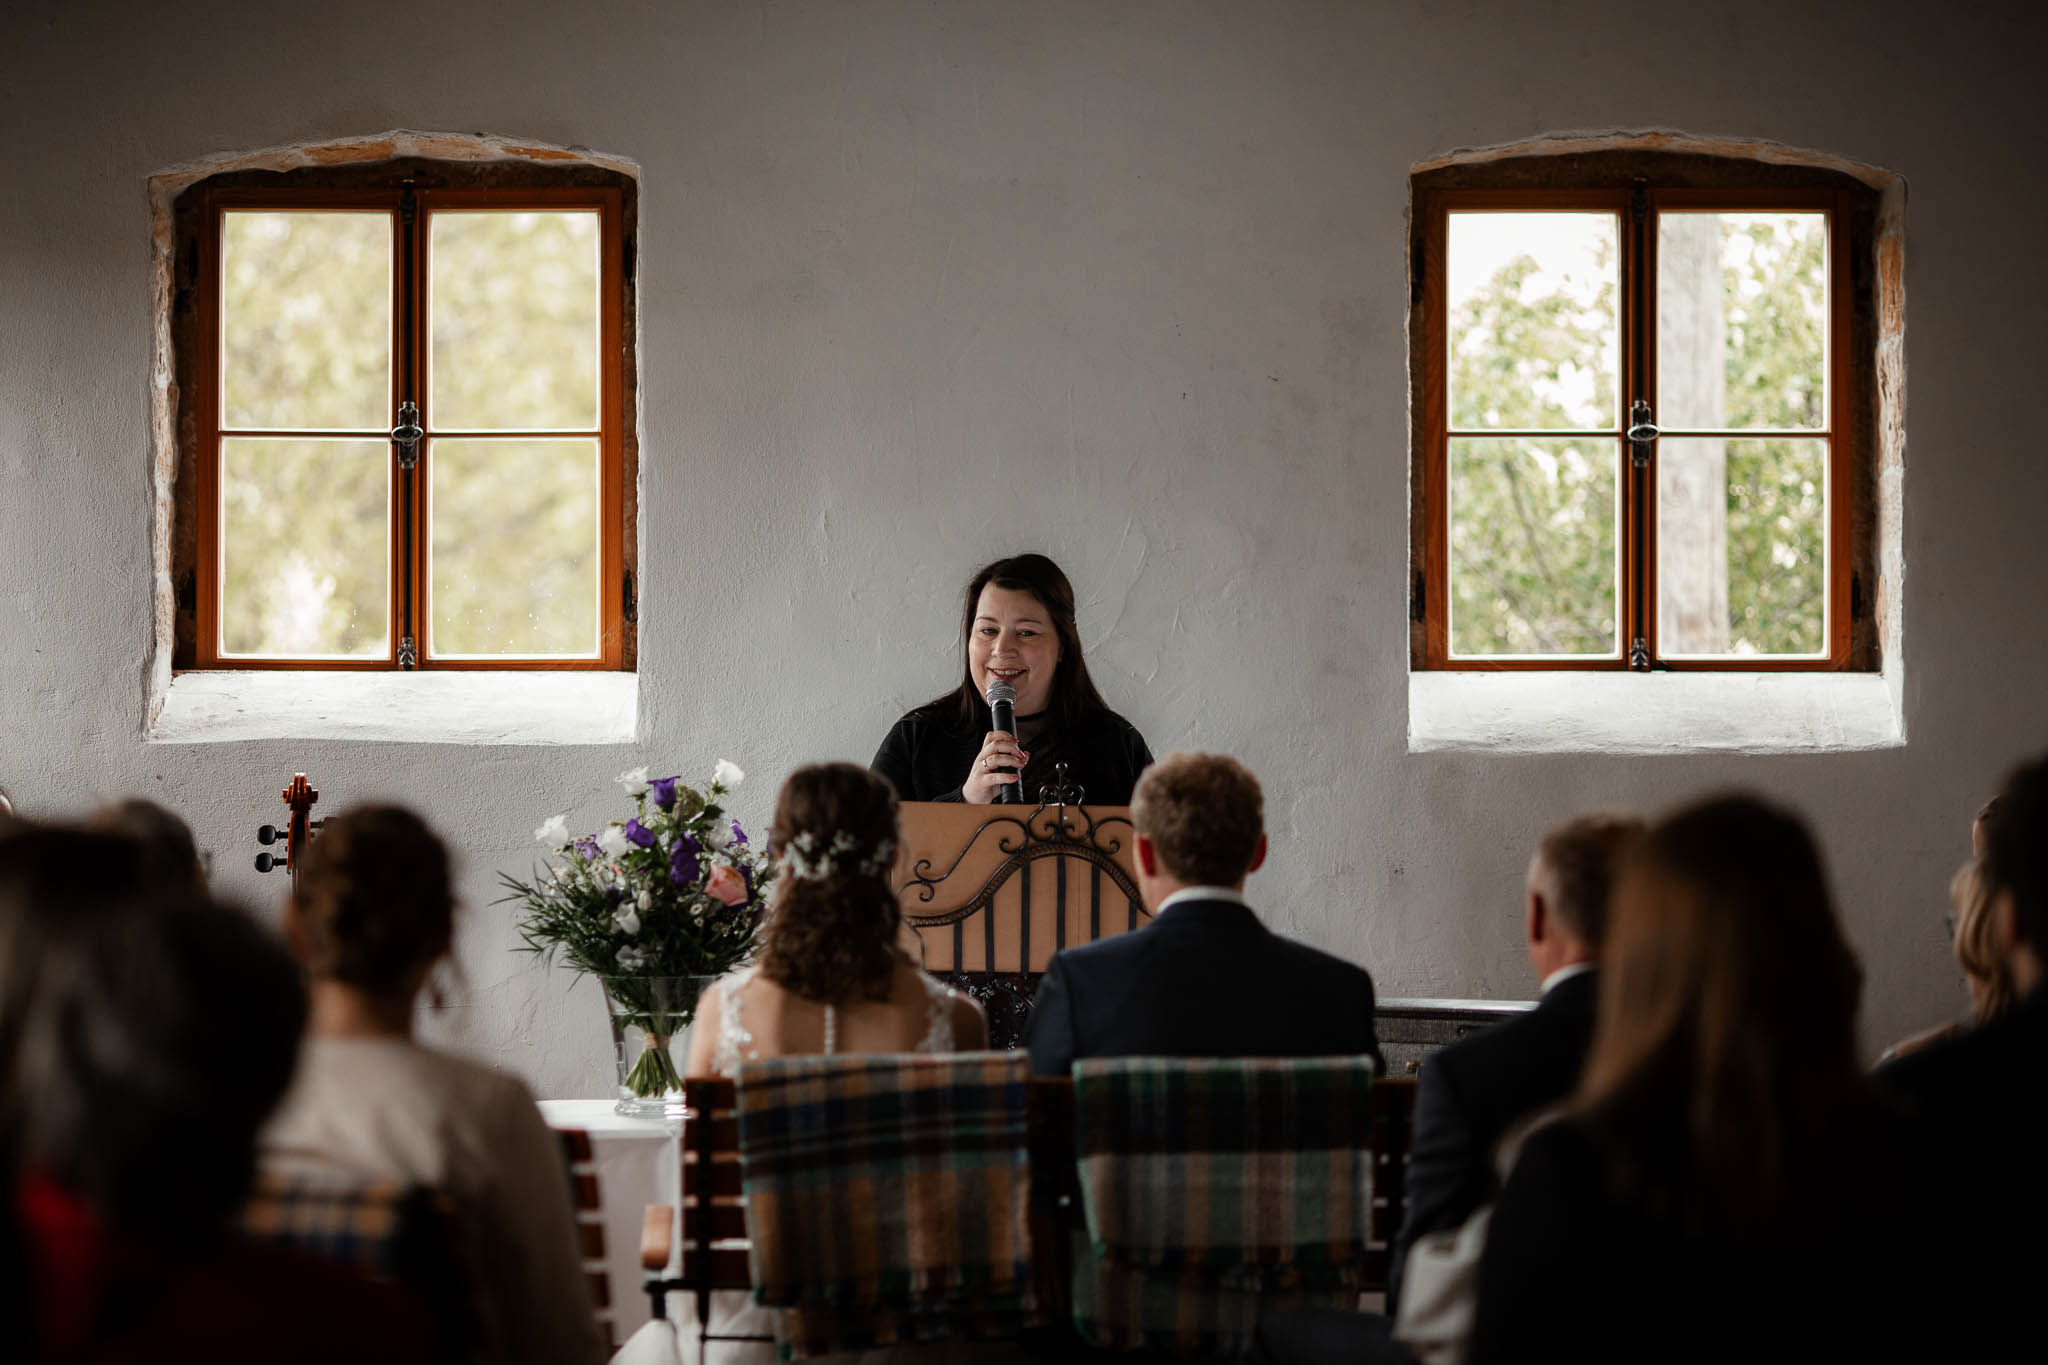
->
xmin=649 ymin=776 xmax=680 ymax=811
xmin=623 ymin=818 xmax=657 ymax=849
xmin=574 ymin=836 xmax=601 ymax=862
xmin=730 ymin=818 xmax=748 ymax=847
xmin=669 ymin=833 xmax=702 ymax=886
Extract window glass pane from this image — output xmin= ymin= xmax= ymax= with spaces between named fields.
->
xmin=221 ymin=211 xmax=392 ymax=431
xmin=1657 ymin=212 xmax=1827 ymax=431
xmin=1447 ymin=212 xmax=1619 ymax=431
xmin=1448 ymin=437 xmax=1619 ymax=657
xmin=428 ymin=438 xmax=600 ymax=657
xmin=219 ymin=438 xmax=388 ymax=656
xmin=430 ymin=211 xmax=600 ymax=431
xmin=1658 ymin=436 xmax=1827 ymax=657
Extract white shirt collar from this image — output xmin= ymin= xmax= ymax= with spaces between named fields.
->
xmin=1540 ymin=960 xmax=1597 ymax=996
xmin=1155 ymin=885 xmax=1250 ymax=915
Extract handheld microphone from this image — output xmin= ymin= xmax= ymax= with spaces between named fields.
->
xmin=985 ymin=679 xmax=1019 ymax=804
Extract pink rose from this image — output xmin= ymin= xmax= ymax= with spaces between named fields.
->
xmin=705 ymin=863 xmax=748 ymax=906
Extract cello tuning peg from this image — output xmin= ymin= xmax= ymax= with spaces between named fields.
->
xmin=257 ymin=824 xmax=281 ymax=845
xmin=255 ymin=851 xmax=277 ymax=873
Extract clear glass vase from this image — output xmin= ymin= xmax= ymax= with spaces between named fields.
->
xmin=599 ymin=975 xmax=718 ymax=1118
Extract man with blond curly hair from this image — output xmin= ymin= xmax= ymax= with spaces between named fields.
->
xmin=1026 ymin=751 xmax=1380 ymax=1076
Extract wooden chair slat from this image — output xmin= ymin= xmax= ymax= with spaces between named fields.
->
xmin=682 ymin=1201 xmax=751 ymax=1243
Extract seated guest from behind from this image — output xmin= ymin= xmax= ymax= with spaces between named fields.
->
xmin=872 ymin=554 xmax=1153 ymax=805
xmin=685 ymin=762 xmax=986 ymax=1075
xmin=1026 ymin=751 xmax=1380 ymax=1077
xmin=1 ymin=826 xmax=434 ymax=1365
xmin=1880 ymin=854 xmax=2017 ymax=1061
xmin=1469 ymin=795 xmax=1921 ymax=1365
xmin=1879 ymin=754 xmax=2048 ymax=1347
xmin=674 ymin=764 xmax=991 ymax=1365
xmin=1388 ymin=812 xmax=1641 ymax=1311
xmin=261 ymin=806 xmax=603 ymax=1365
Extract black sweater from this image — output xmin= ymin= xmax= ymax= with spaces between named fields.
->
xmin=870 ymin=700 xmax=1153 ymax=805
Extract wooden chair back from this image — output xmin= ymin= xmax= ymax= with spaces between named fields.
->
xmin=555 ymin=1128 xmax=619 ymax=1353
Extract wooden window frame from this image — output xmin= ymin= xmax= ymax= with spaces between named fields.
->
xmin=1413 ymin=174 xmax=1865 ymax=673
xmin=182 ymin=178 xmax=629 ymax=671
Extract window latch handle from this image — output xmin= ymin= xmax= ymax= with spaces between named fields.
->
xmin=392 ymin=401 xmax=423 ymax=471
xmin=1626 ymin=399 xmax=1659 ymax=469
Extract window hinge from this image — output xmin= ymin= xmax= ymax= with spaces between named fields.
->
xmin=1626 ymin=398 xmax=1658 ymax=469
xmin=398 ymin=635 xmax=418 ymax=669
xmin=622 ymin=568 xmax=638 ymax=625
xmin=1410 ymin=570 xmax=1425 ymax=624
xmin=400 ymin=187 xmax=417 ymax=226
xmin=1629 ymin=179 xmax=1648 ymax=226
xmin=392 ymin=400 xmax=423 ymax=470
xmin=1629 ymin=637 xmax=1651 ymax=671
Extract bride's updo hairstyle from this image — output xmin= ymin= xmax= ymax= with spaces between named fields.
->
xmin=292 ymin=805 xmax=455 ymax=999
xmin=761 ymin=763 xmax=902 ymax=1006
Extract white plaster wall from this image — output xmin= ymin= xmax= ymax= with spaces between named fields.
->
xmin=3 ymin=0 xmax=2045 ymax=1090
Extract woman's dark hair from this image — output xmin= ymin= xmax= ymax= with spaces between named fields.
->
xmin=760 ymin=764 xmax=903 ymax=1005
xmin=1 ymin=828 xmax=306 ymax=1247
xmin=88 ymin=798 xmax=206 ymax=891
xmin=1575 ymin=793 xmax=1866 ymax=1238
xmin=933 ymin=554 xmax=1110 ymax=729
xmin=291 ymin=805 xmax=454 ymax=999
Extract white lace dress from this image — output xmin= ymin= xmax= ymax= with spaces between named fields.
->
xmin=615 ymin=968 xmax=1025 ymax=1365
xmin=710 ymin=962 xmax=957 ymax=1074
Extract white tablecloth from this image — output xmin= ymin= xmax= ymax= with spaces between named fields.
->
xmin=539 ymin=1099 xmax=683 ymax=1341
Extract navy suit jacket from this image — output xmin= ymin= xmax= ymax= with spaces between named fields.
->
xmin=1387 ymin=967 xmax=1599 ymax=1310
xmin=1024 ymin=896 xmax=1381 ymax=1078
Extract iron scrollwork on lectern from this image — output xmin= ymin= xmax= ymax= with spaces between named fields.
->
xmin=899 ymin=764 xmax=1148 ymax=1049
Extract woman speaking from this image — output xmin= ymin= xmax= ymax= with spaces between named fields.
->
xmin=873 ymin=554 xmax=1153 ymax=805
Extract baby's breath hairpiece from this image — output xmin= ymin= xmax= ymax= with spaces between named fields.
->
xmin=780 ymin=829 xmax=897 ymax=882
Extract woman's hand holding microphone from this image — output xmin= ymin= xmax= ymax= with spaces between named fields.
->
xmin=962 ymin=731 xmax=1029 ymax=804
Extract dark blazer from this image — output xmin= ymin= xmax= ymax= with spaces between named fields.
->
xmin=1387 ymin=967 xmax=1598 ymax=1310
xmin=1025 ymin=896 xmax=1381 ymax=1077
xmin=1876 ymin=983 xmax=2048 ymax=1352
xmin=1468 ymin=1109 xmax=1925 ymax=1365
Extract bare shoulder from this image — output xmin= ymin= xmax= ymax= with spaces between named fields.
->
xmin=950 ymin=990 xmax=989 ymax=1048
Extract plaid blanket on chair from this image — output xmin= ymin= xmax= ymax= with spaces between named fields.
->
xmin=1071 ymin=1055 xmax=1377 ymax=1356
xmin=241 ymin=1168 xmax=469 ymax=1359
xmin=735 ymin=1051 xmax=1042 ymax=1359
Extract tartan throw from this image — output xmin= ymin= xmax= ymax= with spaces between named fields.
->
xmin=240 ymin=1169 xmax=440 ymax=1277
xmin=735 ymin=1051 xmax=1041 ymax=1359
xmin=1071 ymin=1055 xmax=1377 ymax=1355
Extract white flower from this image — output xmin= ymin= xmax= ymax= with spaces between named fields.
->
xmin=636 ymin=889 xmax=653 ymax=912
xmin=596 ymin=826 xmax=632 ymax=858
xmin=534 ymin=813 xmax=570 ymax=846
xmin=617 ymin=947 xmax=646 ymax=972
xmin=713 ymin=759 xmax=745 ymax=788
xmin=616 ymin=766 xmax=651 ymax=794
xmin=612 ymin=905 xmax=642 ymax=936
xmin=704 ymin=820 xmax=732 ymax=852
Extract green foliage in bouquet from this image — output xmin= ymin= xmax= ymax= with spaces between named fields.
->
xmin=502 ymin=760 xmax=769 ymax=1098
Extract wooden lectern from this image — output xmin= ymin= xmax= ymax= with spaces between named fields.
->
xmin=893 ymin=793 xmax=1150 ymax=1048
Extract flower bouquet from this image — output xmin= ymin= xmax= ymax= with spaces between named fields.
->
xmin=504 ymin=760 xmax=769 ymax=1105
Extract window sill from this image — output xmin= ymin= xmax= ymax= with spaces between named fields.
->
xmin=149 ymin=671 xmax=638 ymax=746
xmin=1407 ymin=669 xmax=1902 ymax=755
